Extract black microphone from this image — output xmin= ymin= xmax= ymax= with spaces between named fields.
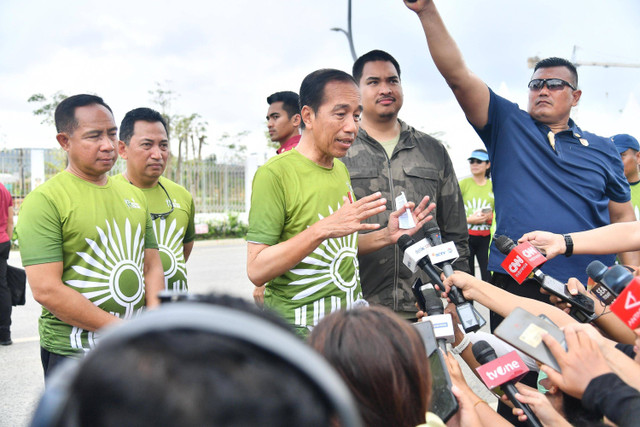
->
xmin=602 ymin=264 xmax=634 ymax=294
xmin=494 ymin=235 xmax=595 ymax=322
xmin=586 ymin=261 xmax=618 ymax=305
xmin=422 ymin=286 xmax=454 ymax=353
xmin=472 ymin=341 xmax=543 ymax=427
xmin=398 ymin=234 xmax=445 ymax=289
xmin=424 ymin=225 xmax=455 ymax=277
xmin=398 ymin=234 xmax=482 ymax=332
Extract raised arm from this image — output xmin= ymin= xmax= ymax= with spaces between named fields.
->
xmin=404 ymin=0 xmax=490 ymax=128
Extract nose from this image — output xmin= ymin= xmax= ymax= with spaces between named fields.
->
xmin=343 ymin=115 xmax=359 ymax=134
xmin=100 ymin=135 xmax=116 ymax=151
xmin=378 ymin=81 xmax=392 ymax=94
xmin=149 ymin=145 xmax=162 ymax=159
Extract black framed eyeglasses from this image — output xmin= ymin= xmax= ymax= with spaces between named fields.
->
xmin=528 ymin=78 xmax=576 ymax=92
xmin=150 ymin=181 xmax=174 ymax=221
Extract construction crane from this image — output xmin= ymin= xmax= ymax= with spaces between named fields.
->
xmin=527 ymin=46 xmax=640 ymax=69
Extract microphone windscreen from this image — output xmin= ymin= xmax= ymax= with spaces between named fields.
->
xmin=586 ymin=260 xmax=608 ymax=282
xmin=494 ymin=235 xmax=516 ymax=255
xmin=397 ymin=234 xmax=414 ymax=251
xmin=471 ymin=340 xmax=497 ymax=365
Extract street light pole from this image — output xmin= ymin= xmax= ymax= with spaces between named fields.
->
xmin=331 ymin=0 xmax=357 ymax=61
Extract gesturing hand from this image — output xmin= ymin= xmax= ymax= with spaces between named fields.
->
xmin=316 ymin=192 xmax=387 ymax=239
xmin=386 ymin=195 xmax=435 ymax=244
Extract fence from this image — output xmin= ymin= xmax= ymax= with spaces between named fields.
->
xmin=0 ymin=148 xmax=246 ymax=213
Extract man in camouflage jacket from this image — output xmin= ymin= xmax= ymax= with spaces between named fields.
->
xmin=342 ymin=50 xmax=470 ymax=318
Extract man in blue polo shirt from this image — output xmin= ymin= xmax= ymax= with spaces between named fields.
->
xmin=404 ymin=1 xmax=639 ymax=328
xmin=612 ymin=134 xmax=640 ymax=220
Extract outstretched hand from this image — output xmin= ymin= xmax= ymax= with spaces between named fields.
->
xmin=518 ymin=231 xmax=565 ymax=260
xmin=386 ymin=195 xmax=435 ymax=244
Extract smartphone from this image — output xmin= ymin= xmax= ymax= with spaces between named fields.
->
xmin=481 ymin=207 xmax=492 ymax=214
xmin=494 ymin=307 xmax=566 ymax=372
xmin=540 ymin=276 xmax=595 ymax=316
xmin=413 ymin=322 xmax=459 ymax=422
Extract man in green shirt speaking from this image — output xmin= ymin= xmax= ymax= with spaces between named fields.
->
xmin=17 ymin=95 xmax=164 ymax=377
xmin=246 ymin=69 xmax=434 ymax=336
xmin=115 ymin=108 xmax=196 ymax=292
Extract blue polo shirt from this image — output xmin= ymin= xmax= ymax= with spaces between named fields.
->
xmin=475 ymin=89 xmax=629 ymax=283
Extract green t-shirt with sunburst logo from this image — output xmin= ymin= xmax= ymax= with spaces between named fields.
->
xmin=247 ymin=150 xmax=363 ymax=332
xmin=17 ymin=171 xmax=158 ymax=356
xmin=459 ymin=177 xmax=494 ymax=237
xmin=113 ymin=174 xmax=195 ymax=292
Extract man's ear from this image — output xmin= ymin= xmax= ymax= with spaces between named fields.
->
xmin=118 ymin=140 xmax=128 ymax=159
xmin=301 ymin=106 xmax=313 ymax=130
xmin=571 ymin=89 xmax=582 ymax=107
xmin=56 ymin=133 xmax=70 ymax=151
xmin=292 ymin=113 xmax=302 ymax=128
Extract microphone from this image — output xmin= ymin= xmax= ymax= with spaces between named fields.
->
xmin=423 ymin=225 xmax=456 ymax=277
xmin=473 ymin=341 xmax=543 ymax=427
xmin=398 ymin=234 xmax=483 ymax=332
xmin=602 ymin=264 xmax=633 ymax=295
xmin=586 ymin=261 xmax=619 ymax=305
xmin=495 ymin=235 xmax=595 ymax=322
xmin=610 ymin=276 xmax=640 ymax=329
xmin=421 ymin=284 xmax=455 ymax=352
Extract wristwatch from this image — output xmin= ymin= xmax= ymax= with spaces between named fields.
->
xmin=563 ymin=234 xmax=573 ymax=257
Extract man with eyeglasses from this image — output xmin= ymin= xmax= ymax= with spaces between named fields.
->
xmin=403 ymin=1 xmax=638 ymax=324
xmin=115 ymin=108 xmax=196 ymax=292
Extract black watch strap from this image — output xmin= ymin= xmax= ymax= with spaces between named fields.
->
xmin=563 ymin=234 xmax=573 ymax=257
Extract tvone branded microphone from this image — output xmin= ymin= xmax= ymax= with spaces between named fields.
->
xmin=473 ymin=341 xmax=543 ymax=427
xmin=495 ymin=235 xmax=595 ymax=321
xmin=398 ymin=234 xmax=482 ymax=332
xmin=586 ymin=261 xmax=618 ymax=305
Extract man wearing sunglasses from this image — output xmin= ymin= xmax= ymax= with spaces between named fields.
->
xmin=116 ymin=108 xmax=196 ymax=293
xmin=403 ymin=0 xmax=638 ymax=324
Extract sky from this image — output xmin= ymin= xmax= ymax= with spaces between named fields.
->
xmin=1 ymin=0 xmax=639 ymax=177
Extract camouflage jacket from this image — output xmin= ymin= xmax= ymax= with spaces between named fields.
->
xmin=342 ymin=120 xmax=470 ymax=315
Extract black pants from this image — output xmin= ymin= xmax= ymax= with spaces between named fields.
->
xmin=468 ymin=234 xmax=491 ymax=282
xmin=0 ymin=240 xmax=11 ymax=339
xmin=41 ymin=347 xmax=73 ymax=379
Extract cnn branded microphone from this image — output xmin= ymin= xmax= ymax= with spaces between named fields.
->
xmin=398 ymin=234 xmax=482 ymax=332
xmin=421 ymin=285 xmax=455 ymax=352
xmin=586 ymin=261 xmax=619 ymax=305
xmin=495 ymin=235 xmax=595 ymax=322
xmin=473 ymin=341 xmax=543 ymax=427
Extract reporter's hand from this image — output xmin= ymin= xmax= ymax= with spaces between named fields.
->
xmin=441 ymin=271 xmax=479 ymax=301
xmin=540 ymin=328 xmax=612 ymax=399
xmin=518 ymin=231 xmax=565 ymax=260
xmin=510 ymin=384 xmax=571 ymax=426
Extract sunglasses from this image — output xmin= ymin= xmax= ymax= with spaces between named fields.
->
xmin=528 ymin=78 xmax=576 ymax=91
xmin=150 ymin=181 xmax=174 ymax=221
xmin=469 ymin=159 xmax=485 ymax=164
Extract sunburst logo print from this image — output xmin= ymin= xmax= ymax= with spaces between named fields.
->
xmin=65 ymin=218 xmax=146 ymax=350
xmin=287 ymin=203 xmax=361 ymax=325
xmin=153 ymin=217 xmax=187 ymax=291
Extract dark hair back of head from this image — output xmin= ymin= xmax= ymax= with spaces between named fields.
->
xmin=299 ymin=68 xmax=357 ymax=115
xmin=533 ymin=57 xmax=578 ymax=88
xmin=61 ymin=295 xmax=337 ymax=427
xmin=119 ymin=107 xmax=169 ymax=145
xmin=352 ymin=50 xmax=401 ymax=85
xmin=54 ymin=94 xmax=113 ymax=134
xmin=267 ymin=91 xmax=301 ymax=119
xmin=309 ymin=306 xmax=430 ymax=427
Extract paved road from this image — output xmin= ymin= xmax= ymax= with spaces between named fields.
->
xmin=0 ymin=239 xmax=494 ymax=426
